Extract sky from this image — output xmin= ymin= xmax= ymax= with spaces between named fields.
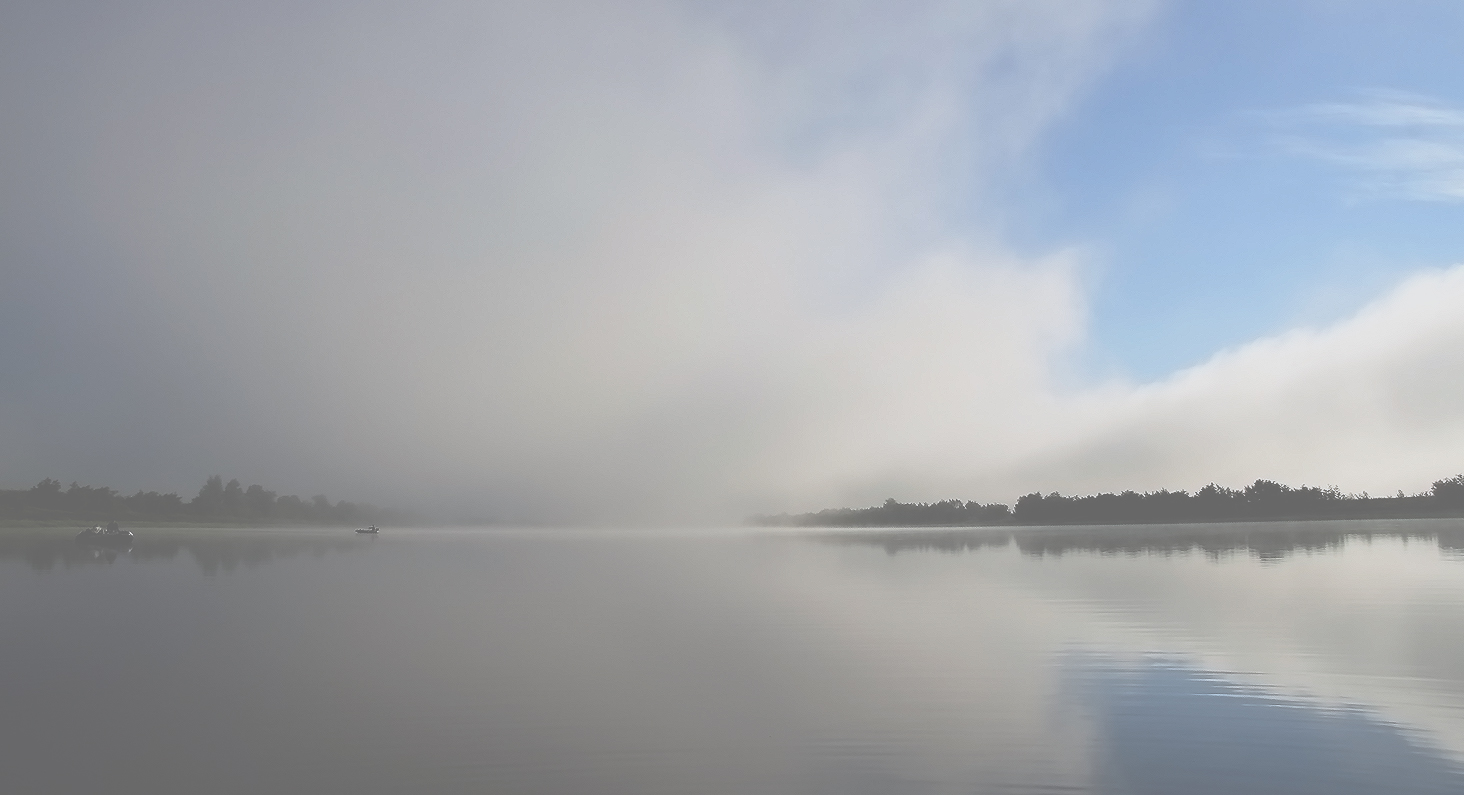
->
xmin=2 ymin=0 xmax=1463 ymax=523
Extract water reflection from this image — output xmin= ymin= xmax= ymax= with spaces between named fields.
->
xmin=1070 ymin=654 xmax=1464 ymax=794
xmin=4 ymin=525 xmax=1464 ymax=793
xmin=0 ymin=526 xmax=370 ymax=573
xmin=819 ymin=519 xmax=1464 ymax=560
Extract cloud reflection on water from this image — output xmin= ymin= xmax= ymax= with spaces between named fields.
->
xmin=1068 ymin=653 xmax=1464 ymax=795
xmin=810 ymin=520 xmax=1464 ymax=782
xmin=5 ymin=522 xmax=1464 ymax=792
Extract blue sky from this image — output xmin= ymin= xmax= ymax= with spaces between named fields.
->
xmin=1020 ymin=0 xmax=1464 ymax=379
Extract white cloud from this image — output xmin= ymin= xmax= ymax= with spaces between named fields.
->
xmin=1022 ymin=265 xmax=1464 ymax=500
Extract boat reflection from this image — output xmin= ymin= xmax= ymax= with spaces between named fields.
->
xmin=75 ymin=526 xmax=135 ymax=553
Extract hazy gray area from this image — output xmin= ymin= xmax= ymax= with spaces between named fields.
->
xmin=4 ymin=522 xmax=1464 ymax=793
xmin=6 ymin=2 xmax=1464 ymax=523
xmin=0 ymin=0 xmax=1139 ymax=522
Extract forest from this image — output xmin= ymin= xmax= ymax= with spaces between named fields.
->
xmin=754 ymin=475 xmax=1464 ymax=527
xmin=0 ymin=476 xmax=407 ymax=525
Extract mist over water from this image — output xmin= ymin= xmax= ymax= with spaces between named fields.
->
xmin=8 ymin=5 xmax=1464 ymax=791
xmin=8 ymin=2 xmax=1464 ymax=523
xmin=5 ymin=521 xmax=1464 ymax=794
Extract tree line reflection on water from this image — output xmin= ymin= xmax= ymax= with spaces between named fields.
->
xmin=0 ymin=529 xmax=370 ymax=574
xmin=9 ymin=520 xmax=1464 ymax=574
xmin=815 ymin=520 xmax=1464 ymax=561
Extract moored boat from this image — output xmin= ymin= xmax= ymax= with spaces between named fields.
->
xmin=355 ymin=526 xmax=380 ymax=534
xmin=76 ymin=524 xmax=135 ymax=546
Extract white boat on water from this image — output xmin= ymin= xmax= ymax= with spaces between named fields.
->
xmin=355 ymin=526 xmax=380 ymax=534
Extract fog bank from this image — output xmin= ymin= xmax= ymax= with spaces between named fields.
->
xmin=4 ymin=1 xmax=1462 ymax=522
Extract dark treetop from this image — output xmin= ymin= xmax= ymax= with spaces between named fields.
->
xmin=753 ymin=475 xmax=1464 ymax=527
xmin=0 ymin=476 xmax=410 ymax=526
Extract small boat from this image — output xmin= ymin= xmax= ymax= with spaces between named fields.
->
xmin=76 ymin=524 xmax=134 ymax=547
xmin=355 ymin=526 xmax=380 ymax=534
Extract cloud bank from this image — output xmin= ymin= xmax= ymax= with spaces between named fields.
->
xmin=3 ymin=1 xmax=1463 ymax=522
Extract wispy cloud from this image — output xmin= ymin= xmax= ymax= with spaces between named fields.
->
xmin=1269 ymin=91 xmax=1464 ymax=201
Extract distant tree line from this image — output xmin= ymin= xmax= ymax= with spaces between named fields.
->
xmin=753 ymin=475 xmax=1464 ymax=527
xmin=0 ymin=476 xmax=408 ymax=526
xmin=757 ymin=498 xmax=1012 ymax=528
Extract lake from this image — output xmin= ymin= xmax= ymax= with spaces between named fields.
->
xmin=4 ymin=520 xmax=1464 ymax=794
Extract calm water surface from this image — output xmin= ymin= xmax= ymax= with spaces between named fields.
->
xmin=5 ymin=521 xmax=1464 ymax=794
